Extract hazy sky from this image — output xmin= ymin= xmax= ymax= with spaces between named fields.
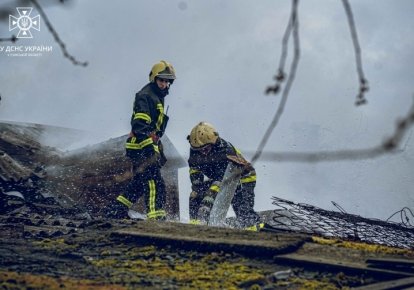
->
xmin=1 ymin=0 xmax=413 ymax=221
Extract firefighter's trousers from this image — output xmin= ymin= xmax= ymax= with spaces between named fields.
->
xmin=117 ymin=163 xmax=167 ymax=220
xmin=190 ymin=181 xmax=260 ymax=227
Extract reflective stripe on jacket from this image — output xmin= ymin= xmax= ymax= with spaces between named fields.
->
xmin=126 ymin=83 xmax=169 ymax=158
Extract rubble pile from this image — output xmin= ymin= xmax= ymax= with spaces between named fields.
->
xmin=0 ymin=121 xmax=185 ymax=218
xmin=0 ymin=122 xmax=61 ymax=212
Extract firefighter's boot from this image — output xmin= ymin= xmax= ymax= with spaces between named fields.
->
xmin=104 ymin=202 xmax=129 ymax=219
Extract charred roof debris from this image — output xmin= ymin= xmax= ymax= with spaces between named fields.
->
xmin=0 ymin=121 xmax=185 ymax=219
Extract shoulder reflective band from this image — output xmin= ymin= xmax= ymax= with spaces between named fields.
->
xmin=153 ymin=144 xmax=160 ymax=153
xmin=116 ymin=195 xmax=133 ymax=208
xmin=133 ymin=112 xmax=152 ymax=124
xmin=190 ymin=168 xmax=200 ymax=174
xmin=125 ymin=137 xmax=153 ymax=150
xmin=240 ymin=174 xmax=256 ymax=183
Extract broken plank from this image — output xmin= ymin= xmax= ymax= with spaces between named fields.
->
xmin=366 ymin=257 xmax=414 ymax=275
xmin=274 ymin=253 xmax=412 ymax=280
xmin=110 ymin=220 xmax=310 ymax=257
xmin=366 ymin=257 xmax=414 ymax=267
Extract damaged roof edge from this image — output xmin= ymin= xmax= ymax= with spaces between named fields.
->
xmin=0 ymin=120 xmax=90 ymax=151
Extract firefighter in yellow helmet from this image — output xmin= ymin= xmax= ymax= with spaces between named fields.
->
xmin=187 ymin=122 xmax=262 ymax=230
xmin=107 ymin=60 xmax=176 ymax=220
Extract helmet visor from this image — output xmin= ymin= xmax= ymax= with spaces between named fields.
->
xmin=156 ymin=77 xmax=172 ymax=84
xmin=191 ymin=143 xmax=213 ymax=154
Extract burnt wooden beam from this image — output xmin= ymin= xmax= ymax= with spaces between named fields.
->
xmin=0 ymin=150 xmax=34 ymax=182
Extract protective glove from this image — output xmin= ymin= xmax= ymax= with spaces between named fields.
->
xmin=197 ymin=193 xmax=216 ymax=223
xmin=189 ymin=191 xmax=200 ymax=220
xmin=149 ymin=132 xmax=160 ymax=144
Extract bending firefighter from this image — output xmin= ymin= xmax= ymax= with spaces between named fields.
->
xmin=187 ymin=122 xmax=263 ymax=230
xmin=109 ymin=60 xmax=176 ymax=220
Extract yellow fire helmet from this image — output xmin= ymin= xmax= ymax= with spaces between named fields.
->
xmin=188 ymin=122 xmax=219 ymax=149
xmin=149 ymin=60 xmax=176 ymax=83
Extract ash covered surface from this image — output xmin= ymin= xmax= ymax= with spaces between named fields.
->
xmin=1 ymin=204 xmax=414 ymax=289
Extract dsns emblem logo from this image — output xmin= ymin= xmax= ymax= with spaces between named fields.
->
xmin=9 ymin=7 xmax=40 ymax=39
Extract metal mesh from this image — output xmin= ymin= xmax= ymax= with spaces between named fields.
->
xmin=268 ymin=196 xmax=414 ymax=249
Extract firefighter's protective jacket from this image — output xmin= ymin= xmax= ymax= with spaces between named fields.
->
xmin=188 ymin=137 xmax=256 ymax=193
xmin=125 ymin=82 xmax=169 ymax=160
